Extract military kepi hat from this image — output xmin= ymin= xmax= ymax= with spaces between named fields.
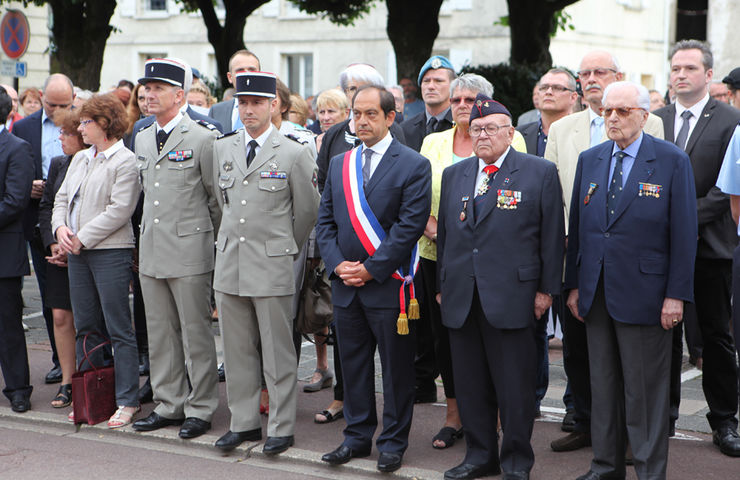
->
xmin=469 ymin=93 xmax=512 ymax=123
xmin=234 ymin=71 xmax=277 ymax=98
xmin=139 ymin=58 xmax=187 ymax=87
xmin=722 ymin=67 xmax=740 ymax=89
xmin=418 ymin=55 xmax=454 ymax=85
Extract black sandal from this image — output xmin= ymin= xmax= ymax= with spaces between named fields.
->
xmin=52 ymin=384 xmax=72 ymax=408
xmin=432 ymin=426 xmax=464 ymax=449
xmin=314 ymin=409 xmax=343 ymax=424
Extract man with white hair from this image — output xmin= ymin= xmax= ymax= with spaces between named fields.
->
xmin=544 ymin=50 xmax=664 ymax=453
xmin=1 ymin=84 xmax=22 ymax=130
xmin=566 ymin=81 xmax=697 ymax=480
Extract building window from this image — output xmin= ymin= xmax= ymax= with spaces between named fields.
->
xmin=148 ymin=0 xmax=167 ymax=11
xmin=285 ymin=54 xmax=313 ymax=98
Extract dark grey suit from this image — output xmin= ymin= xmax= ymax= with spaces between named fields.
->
xmin=208 ymin=99 xmax=235 ymax=134
xmin=401 ymin=109 xmax=453 ymax=152
xmin=516 ymin=121 xmax=539 ymax=156
xmin=654 ymin=97 xmax=740 ymax=432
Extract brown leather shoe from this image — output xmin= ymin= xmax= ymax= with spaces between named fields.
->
xmin=551 ymin=431 xmax=591 ymax=452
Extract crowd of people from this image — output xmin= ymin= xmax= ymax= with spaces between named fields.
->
xmin=1 ymin=38 xmax=740 ymax=480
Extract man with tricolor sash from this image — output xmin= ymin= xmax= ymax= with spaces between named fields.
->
xmin=316 ymin=85 xmax=431 ymax=473
xmin=436 ymin=94 xmax=565 ymax=480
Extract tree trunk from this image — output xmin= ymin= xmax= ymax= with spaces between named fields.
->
xmin=196 ymin=0 xmax=269 ymax=87
xmin=507 ymin=0 xmax=580 ymax=71
xmin=47 ymin=0 xmax=117 ymax=91
xmin=386 ymin=0 xmax=444 ymax=84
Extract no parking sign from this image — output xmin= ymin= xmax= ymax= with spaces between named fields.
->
xmin=1 ymin=10 xmax=30 ymax=60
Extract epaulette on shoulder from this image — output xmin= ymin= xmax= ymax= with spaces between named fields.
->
xmin=217 ymin=130 xmax=239 ymax=140
xmin=285 ymin=133 xmax=308 ymax=145
xmin=195 ymin=119 xmax=218 ymax=131
xmin=138 ymin=122 xmax=154 ymax=133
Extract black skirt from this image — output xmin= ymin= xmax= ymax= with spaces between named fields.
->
xmin=45 ymin=262 xmax=72 ymax=311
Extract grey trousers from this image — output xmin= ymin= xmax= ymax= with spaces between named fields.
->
xmin=140 ymin=273 xmax=219 ymax=421
xmin=586 ymin=279 xmax=671 ymax=480
xmin=68 ymin=249 xmax=139 ymax=407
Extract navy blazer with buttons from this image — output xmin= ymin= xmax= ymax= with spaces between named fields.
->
xmin=316 ymin=138 xmax=431 ymax=308
xmin=564 ymin=134 xmax=698 ymax=326
xmin=0 ymin=129 xmax=34 ymax=278
xmin=436 ymin=148 xmax=565 ymax=330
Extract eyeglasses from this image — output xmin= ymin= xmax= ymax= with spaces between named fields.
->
xmin=538 ymin=84 xmax=574 ymax=93
xmin=469 ymin=124 xmax=511 ymax=137
xmin=450 ymin=96 xmax=476 ymax=105
xmin=577 ymin=68 xmax=618 ymax=79
xmin=600 ymin=107 xmax=645 ymax=118
xmin=79 ymin=119 xmax=95 ymax=127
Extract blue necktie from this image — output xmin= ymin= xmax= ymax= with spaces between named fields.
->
xmin=590 ymin=116 xmax=604 ymax=147
xmin=607 ymin=151 xmax=626 ymax=221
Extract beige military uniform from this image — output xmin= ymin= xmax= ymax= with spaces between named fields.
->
xmin=135 ymin=113 xmax=221 ymax=421
xmin=213 ymin=125 xmax=319 ymax=436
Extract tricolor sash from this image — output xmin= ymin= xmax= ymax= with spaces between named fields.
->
xmin=342 ymin=146 xmax=420 ymax=334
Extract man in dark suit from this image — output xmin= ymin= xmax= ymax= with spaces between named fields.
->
xmin=653 ymin=39 xmax=740 ymax=455
xmin=208 ymin=49 xmax=261 ymax=133
xmin=567 ymin=81 xmax=697 ymax=480
xmin=316 ymin=85 xmax=431 ymax=473
xmin=12 ymin=73 xmax=75 ymax=385
xmin=401 ymin=55 xmax=455 ymax=153
xmin=437 ymin=94 xmax=564 ymax=480
xmin=0 ymin=86 xmax=35 ymax=412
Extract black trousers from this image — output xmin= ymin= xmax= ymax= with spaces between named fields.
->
xmin=670 ymin=257 xmax=738 ymax=430
xmin=0 ymin=277 xmax=32 ymax=400
xmin=560 ymin=287 xmax=592 ymax=433
xmin=449 ymin=289 xmax=536 ymax=473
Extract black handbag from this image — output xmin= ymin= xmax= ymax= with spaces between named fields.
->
xmin=296 ymin=261 xmax=333 ymax=339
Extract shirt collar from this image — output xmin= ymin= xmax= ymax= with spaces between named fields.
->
xmin=85 ymin=139 xmax=125 ymax=161
xmin=425 ymin=107 xmax=450 ymax=124
xmin=611 ymin=132 xmax=643 ymax=158
xmin=246 ymin=123 xmax=274 ymax=147
xmin=156 ymin=112 xmax=184 ymax=134
xmin=41 ymin=109 xmax=50 ymax=124
xmin=362 ymin=131 xmax=393 ymax=156
xmin=0 ymin=124 xmax=5 ymax=134
xmin=676 ymin=93 xmax=710 ymax=120
xmin=478 ymin=146 xmax=510 ymax=173
xmin=588 ymin=107 xmax=601 ymax=124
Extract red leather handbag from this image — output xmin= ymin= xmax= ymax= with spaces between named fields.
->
xmin=71 ymin=334 xmax=116 ymax=425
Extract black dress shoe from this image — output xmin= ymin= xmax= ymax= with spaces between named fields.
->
xmin=713 ymin=426 xmax=740 ymax=457
xmin=263 ymin=435 xmax=294 ymax=455
xmin=561 ymin=408 xmax=576 ymax=432
xmin=551 ymin=431 xmax=591 ymax=451
xmin=179 ymin=417 xmax=211 ymax=439
xmin=132 ymin=412 xmax=184 ymax=431
xmin=215 ymin=429 xmax=262 ymax=451
xmin=10 ymin=395 xmax=31 ymax=413
xmin=217 ymin=363 xmax=225 ymax=383
xmin=45 ymin=365 xmax=62 ymax=384
xmin=138 ymin=353 xmax=150 ymax=376
xmin=138 ymin=378 xmax=153 ymax=404
xmin=503 ymin=472 xmax=529 ymax=480
xmin=321 ymin=445 xmax=371 ymax=465
xmin=377 ymin=452 xmax=403 ymax=473
xmin=444 ymin=462 xmax=500 ymax=479
xmin=575 ymin=471 xmax=624 ymax=480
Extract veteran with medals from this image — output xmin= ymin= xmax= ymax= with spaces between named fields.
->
xmin=566 ymin=82 xmax=697 ymax=480
xmin=436 ymin=94 xmax=564 ymax=480
xmin=132 ymin=58 xmax=221 ymax=439
xmin=212 ymin=71 xmax=319 ymax=455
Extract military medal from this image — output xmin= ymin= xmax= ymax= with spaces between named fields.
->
xmin=477 ymin=176 xmax=491 ymax=196
xmin=496 ymin=189 xmax=521 ymax=210
xmin=460 ymin=196 xmax=469 ymax=221
xmin=584 ymin=182 xmax=598 ymax=205
xmin=223 ymin=161 xmax=233 ymax=172
xmin=639 ymin=182 xmax=662 ymax=198
xmin=167 ymin=150 xmax=193 ymax=162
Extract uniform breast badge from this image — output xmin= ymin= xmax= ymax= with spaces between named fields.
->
xmin=167 ymin=150 xmax=193 ymax=162
xmin=261 ymin=162 xmax=287 ymax=179
xmin=584 ymin=183 xmax=598 ymax=205
xmin=460 ymin=196 xmax=469 ymax=221
xmin=222 ymin=161 xmax=233 ymax=172
xmin=496 ymin=189 xmax=521 ymax=209
xmin=638 ymin=182 xmax=662 ymax=198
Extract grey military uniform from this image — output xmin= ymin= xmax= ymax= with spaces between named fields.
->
xmin=213 ymin=125 xmax=319 ymax=436
xmin=135 ymin=113 xmax=221 ymax=421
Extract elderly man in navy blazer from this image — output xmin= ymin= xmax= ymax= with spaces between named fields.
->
xmin=566 ymin=82 xmax=697 ymax=480
xmin=316 ymin=85 xmax=431 ymax=473
xmin=436 ymin=94 xmax=564 ymax=480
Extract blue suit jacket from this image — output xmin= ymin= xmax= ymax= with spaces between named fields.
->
xmin=316 ymin=138 xmax=431 ymax=308
xmin=128 ymin=106 xmax=223 ymax=150
xmin=436 ymin=149 xmax=565 ymax=329
xmin=0 ymin=129 xmax=34 ymax=278
xmin=564 ymin=134 xmax=698 ymax=325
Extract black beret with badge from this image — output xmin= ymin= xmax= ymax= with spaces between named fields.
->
xmin=469 ymin=93 xmax=512 ymax=123
xmin=138 ymin=58 xmax=187 ymax=87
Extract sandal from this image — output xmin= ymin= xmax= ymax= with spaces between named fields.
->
xmin=107 ymin=405 xmax=141 ymax=429
xmin=314 ymin=408 xmax=344 ymax=424
xmin=259 ymin=388 xmax=269 ymax=415
xmin=51 ymin=384 xmax=72 ymax=408
xmin=303 ymin=368 xmax=334 ymax=393
xmin=68 ymin=409 xmax=75 ymax=423
xmin=432 ymin=426 xmax=464 ymax=449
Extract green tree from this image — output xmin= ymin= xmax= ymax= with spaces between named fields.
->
xmin=2 ymin=0 xmax=118 ymax=90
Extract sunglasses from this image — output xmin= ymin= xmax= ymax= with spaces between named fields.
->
xmin=600 ymin=107 xmax=644 ymax=118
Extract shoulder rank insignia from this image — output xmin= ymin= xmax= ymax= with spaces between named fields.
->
xmin=285 ymin=133 xmax=308 ymax=145
xmin=217 ymin=130 xmax=239 ymax=140
xmin=195 ymin=119 xmax=218 ymax=131
xmin=138 ymin=122 xmax=154 ymax=133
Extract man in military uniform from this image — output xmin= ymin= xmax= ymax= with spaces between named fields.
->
xmin=131 ymin=58 xmax=221 ymax=440
xmin=212 ymin=71 xmax=320 ymax=455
